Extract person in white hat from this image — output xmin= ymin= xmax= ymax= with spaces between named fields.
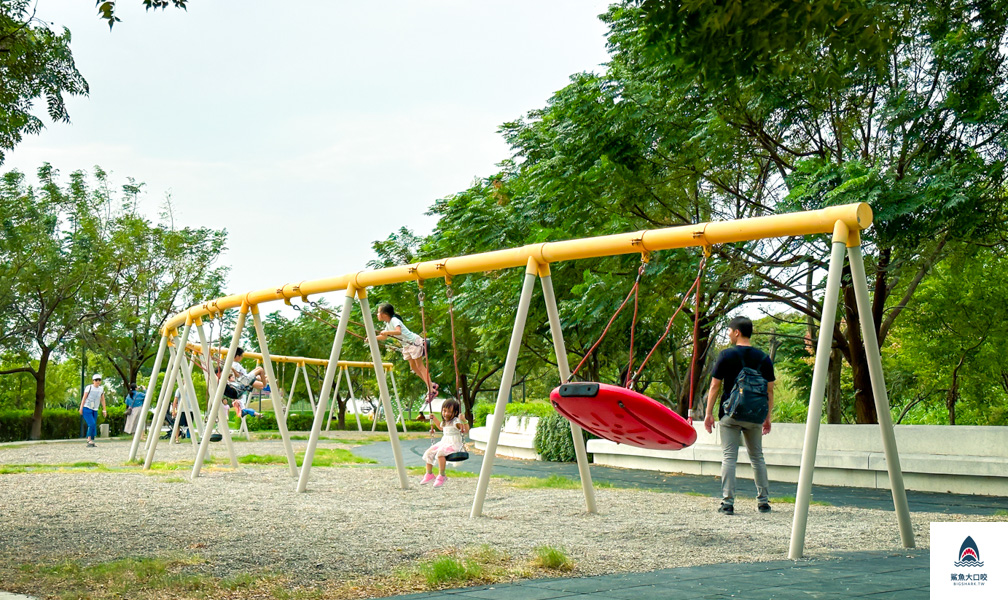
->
xmin=78 ymin=374 xmax=107 ymax=447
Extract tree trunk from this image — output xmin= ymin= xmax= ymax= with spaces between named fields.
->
xmin=459 ymin=372 xmax=473 ymax=425
xmin=826 ymin=347 xmax=843 ymax=424
xmin=335 ymin=389 xmax=347 ymax=429
xmin=30 ymin=350 xmax=52 ymax=441
xmin=678 ymin=318 xmax=712 ymax=419
xmin=843 ymin=272 xmax=878 ymax=424
xmin=947 ymin=357 xmax=964 ymax=426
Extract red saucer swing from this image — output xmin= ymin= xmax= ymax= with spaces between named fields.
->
xmin=550 ymin=255 xmax=706 ymax=451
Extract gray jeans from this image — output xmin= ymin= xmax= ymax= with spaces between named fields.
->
xmin=719 ymin=416 xmax=770 ymax=505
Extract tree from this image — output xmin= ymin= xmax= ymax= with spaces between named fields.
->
xmin=79 ymin=185 xmax=228 ymax=395
xmin=0 ymin=0 xmax=88 ymax=164
xmin=617 ymin=0 xmax=1008 ymax=422
xmin=886 ymin=246 xmax=1008 ymax=425
xmin=0 ymin=165 xmax=120 ymax=439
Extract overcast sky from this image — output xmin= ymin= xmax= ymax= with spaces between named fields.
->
xmin=7 ymin=0 xmax=613 ymax=310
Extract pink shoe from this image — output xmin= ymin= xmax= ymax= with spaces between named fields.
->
xmin=433 ymin=475 xmax=446 ymax=488
xmin=419 ymin=473 xmax=436 ymax=485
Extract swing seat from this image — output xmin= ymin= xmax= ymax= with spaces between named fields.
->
xmin=445 ymin=450 xmax=469 ymax=462
xmin=550 ymin=383 xmax=696 ymax=450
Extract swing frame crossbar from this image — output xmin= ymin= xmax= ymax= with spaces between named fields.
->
xmin=146 ymin=202 xmax=911 ymax=559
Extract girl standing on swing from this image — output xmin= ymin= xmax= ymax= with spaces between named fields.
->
xmin=375 ymin=302 xmax=438 ymax=401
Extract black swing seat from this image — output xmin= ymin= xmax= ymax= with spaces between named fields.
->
xmin=445 ymin=449 xmax=469 ymax=462
xmin=550 ymin=382 xmax=697 ymax=450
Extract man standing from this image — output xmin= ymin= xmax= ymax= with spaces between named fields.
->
xmin=704 ymin=316 xmax=775 ymax=515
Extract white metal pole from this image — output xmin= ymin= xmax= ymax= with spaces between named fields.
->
xmin=145 ymin=320 xmax=192 ymax=469
xmin=357 ymin=291 xmax=409 ymax=489
xmin=251 ymin=308 xmax=298 ymax=476
xmin=286 ymin=364 xmax=300 ymax=416
xmin=215 ymin=390 xmax=239 ymax=468
xmin=389 ymin=369 xmax=405 ymax=428
xmin=541 ymin=271 xmax=597 ymax=513
xmin=789 ymin=224 xmax=848 ymax=559
xmin=324 ymin=366 xmax=339 ymax=431
xmin=129 ymin=333 xmax=167 ymax=462
xmin=196 ymin=321 xmax=219 ymax=412
xmin=178 ymin=352 xmax=202 ymax=446
xmin=847 ymin=243 xmax=915 ymax=549
xmin=145 ymin=345 xmax=177 ymax=456
xmin=192 ymin=306 xmax=247 ymax=478
xmin=346 ymin=368 xmax=363 ymax=432
xmin=297 ymin=289 xmax=355 ymax=492
xmin=301 ymin=362 xmax=316 ymax=413
xmin=472 ymin=258 xmax=539 ymax=518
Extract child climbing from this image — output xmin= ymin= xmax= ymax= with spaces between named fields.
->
xmin=375 ymin=302 xmax=438 ymax=401
xmin=419 ymin=398 xmax=467 ymax=488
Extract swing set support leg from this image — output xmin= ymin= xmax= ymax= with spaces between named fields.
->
xmin=472 ymin=257 xmax=539 ymax=518
xmin=541 ymin=269 xmax=597 ymax=514
xmin=129 ymin=333 xmax=167 ymax=462
xmin=298 ymin=289 xmax=355 ymax=492
xmin=358 ymin=290 xmax=409 ymax=490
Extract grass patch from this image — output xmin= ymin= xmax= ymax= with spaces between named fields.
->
xmin=504 ymin=474 xmax=613 ymax=490
xmin=406 ymin=466 xmax=479 ymax=478
xmin=0 ymin=461 xmax=114 ymax=475
xmin=5 ymin=545 xmax=570 ymax=599
xmin=533 ymin=545 xmax=574 ymax=571
xmin=238 ymin=448 xmax=376 ymax=467
xmin=994 ymin=509 xmax=1008 ymax=517
xmin=419 ymin=556 xmax=483 ymax=586
xmin=771 ymin=495 xmax=832 ymax=506
xmin=683 ymin=491 xmax=708 ymax=497
xmin=144 ymin=456 xmax=220 ymax=472
xmin=9 ymin=555 xmax=286 ymax=599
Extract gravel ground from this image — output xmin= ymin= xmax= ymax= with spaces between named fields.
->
xmin=0 ymin=435 xmax=958 ymax=586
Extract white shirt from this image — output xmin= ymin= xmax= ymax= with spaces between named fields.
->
xmin=232 ymin=362 xmax=249 ymax=378
xmin=441 ymin=416 xmax=464 ymax=442
xmin=82 ymin=385 xmax=104 ymax=410
xmin=384 ymin=316 xmax=422 ymax=345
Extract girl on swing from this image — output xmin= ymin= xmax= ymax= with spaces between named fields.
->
xmin=375 ymin=302 xmax=438 ymax=401
xmin=419 ymin=398 xmax=467 ymax=488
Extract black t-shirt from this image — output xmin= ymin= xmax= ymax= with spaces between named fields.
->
xmin=711 ymin=345 xmax=776 ymax=419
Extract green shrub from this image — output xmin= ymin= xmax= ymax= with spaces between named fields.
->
xmin=533 ymin=412 xmax=593 ymax=462
xmin=473 ymin=400 xmax=554 ymax=427
xmin=242 ymin=412 xmax=430 ymax=433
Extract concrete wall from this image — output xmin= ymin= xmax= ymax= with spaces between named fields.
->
xmin=587 ymin=422 xmax=1008 ymax=496
xmin=474 ymin=414 xmax=1008 ymax=496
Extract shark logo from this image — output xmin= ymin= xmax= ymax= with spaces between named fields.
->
xmin=954 ymin=536 xmax=984 ymax=568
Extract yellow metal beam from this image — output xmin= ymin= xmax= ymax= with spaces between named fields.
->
xmin=175 ymin=341 xmax=393 ymax=371
xmin=162 ymin=203 xmax=872 ymax=334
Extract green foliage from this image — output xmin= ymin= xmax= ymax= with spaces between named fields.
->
xmin=418 ymin=556 xmax=483 ymax=587
xmin=0 ymin=405 xmax=130 ymax=442
xmin=472 ymin=400 xmax=555 ymax=427
xmin=885 ymin=246 xmax=1008 ymax=425
xmin=96 ymin=1 xmax=190 ymax=29
xmin=0 ymin=2 xmax=88 ymax=163
xmin=532 ymin=545 xmax=573 ymax=571
xmin=240 ymin=412 xmax=431 ymax=433
xmin=533 ymin=412 xmax=594 ymax=462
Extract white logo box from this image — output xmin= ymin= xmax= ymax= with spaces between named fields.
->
xmin=931 ymin=522 xmax=1008 ymax=599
